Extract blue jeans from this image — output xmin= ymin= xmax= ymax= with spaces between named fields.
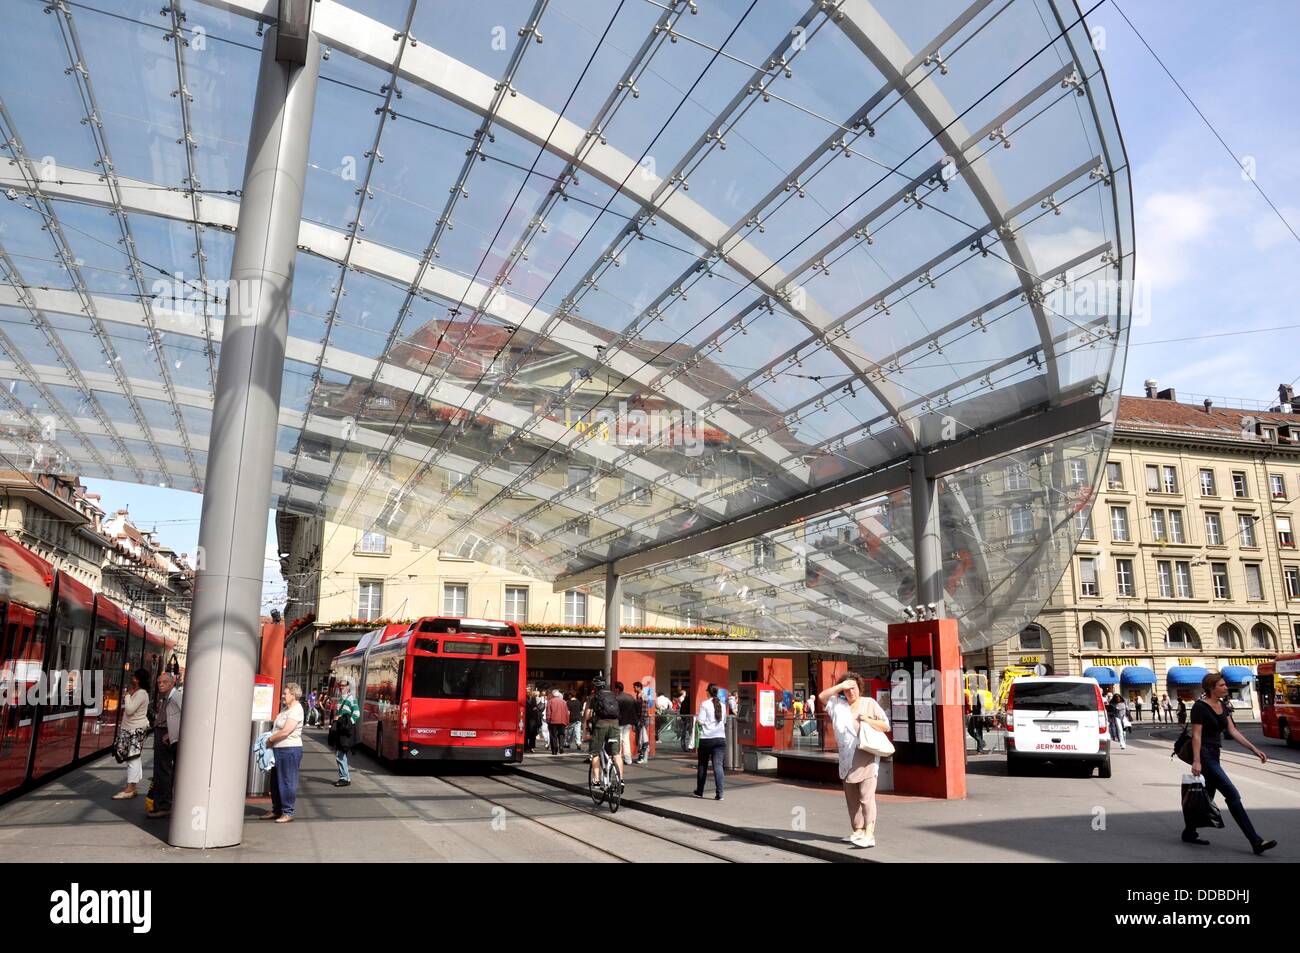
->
xmin=1188 ymin=744 xmax=1261 ymax=845
xmin=269 ymin=746 xmax=303 ymax=817
xmin=695 ymin=737 xmax=726 ymax=797
xmin=336 ymin=747 xmax=350 ymax=781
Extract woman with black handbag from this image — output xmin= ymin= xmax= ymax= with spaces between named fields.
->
xmin=112 ymin=669 xmax=151 ymax=800
xmin=1182 ymin=671 xmax=1276 ymax=854
xmin=819 ymin=673 xmax=890 ymax=849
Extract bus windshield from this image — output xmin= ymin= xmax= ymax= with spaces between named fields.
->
xmin=411 ymin=656 xmax=518 ymax=701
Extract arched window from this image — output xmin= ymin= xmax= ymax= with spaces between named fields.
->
xmin=1167 ymin=622 xmax=1200 ymax=650
xmin=1081 ymin=622 xmax=1105 ymax=650
xmin=1019 ymin=624 xmax=1044 ymax=650
xmin=1216 ymin=623 xmax=1241 ymax=652
xmin=1251 ymin=623 xmax=1274 ymax=650
xmin=1119 ymin=622 xmax=1143 ymax=649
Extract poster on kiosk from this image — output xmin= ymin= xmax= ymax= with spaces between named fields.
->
xmin=738 ymin=682 xmax=776 ymax=747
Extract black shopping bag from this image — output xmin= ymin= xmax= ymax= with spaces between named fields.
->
xmin=1181 ymin=775 xmax=1224 ymax=830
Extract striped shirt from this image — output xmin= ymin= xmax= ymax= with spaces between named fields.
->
xmin=337 ymin=694 xmax=360 ymax=725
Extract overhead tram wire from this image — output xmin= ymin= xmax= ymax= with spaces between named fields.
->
xmin=313 ymin=0 xmax=634 ymax=570
xmin=404 ymin=0 xmax=1115 ymax=575
xmin=1110 ymin=0 xmax=1300 ymax=250
xmin=317 ymin=0 xmax=707 ymax=576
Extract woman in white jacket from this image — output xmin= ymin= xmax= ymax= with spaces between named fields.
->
xmin=818 ymin=673 xmax=889 ymax=848
xmin=113 ymin=668 xmax=151 ymax=799
xmin=692 ymin=684 xmax=728 ymax=800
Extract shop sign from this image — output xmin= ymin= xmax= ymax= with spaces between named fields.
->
xmin=1229 ymin=656 xmax=1273 ymax=665
xmin=1018 ymin=655 xmax=1042 ymax=664
xmin=1177 ymin=658 xmax=1194 ymax=667
xmin=1093 ymin=656 xmax=1141 ymax=667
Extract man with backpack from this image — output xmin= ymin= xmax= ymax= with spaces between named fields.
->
xmin=584 ymin=676 xmax=623 ymax=786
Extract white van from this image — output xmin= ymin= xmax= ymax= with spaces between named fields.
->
xmin=1005 ymin=676 xmax=1111 ymax=778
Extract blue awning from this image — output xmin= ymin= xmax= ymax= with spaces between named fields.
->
xmin=1166 ymin=666 xmax=1209 ymax=687
xmin=1083 ymin=666 xmax=1117 ymax=684
xmin=1121 ymin=666 xmax=1157 ymax=686
xmin=1221 ymin=665 xmax=1256 ymax=684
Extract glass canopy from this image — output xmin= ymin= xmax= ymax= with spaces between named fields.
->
xmin=0 ymin=0 xmax=1132 ymax=653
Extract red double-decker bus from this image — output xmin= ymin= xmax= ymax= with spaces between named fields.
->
xmin=1258 ymin=654 xmax=1300 ymax=746
xmin=331 ymin=616 xmax=526 ymax=764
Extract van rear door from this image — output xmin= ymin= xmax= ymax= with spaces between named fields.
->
xmin=1010 ymin=681 xmax=1101 ymax=755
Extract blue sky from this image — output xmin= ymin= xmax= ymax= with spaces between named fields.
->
xmin=82 ymin=2 xmax=1300 ymax=611
xmin=1087 ymin=0 xmax=1300 ymax=406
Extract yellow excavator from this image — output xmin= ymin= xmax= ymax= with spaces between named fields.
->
xmin=963 ymin=672 xmax=994 ymax=712
xmin=995 ymin=665 xmax=1041 ymax=717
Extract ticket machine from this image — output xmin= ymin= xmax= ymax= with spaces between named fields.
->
xmin=737 ymin=681 xmax=776 ymax=748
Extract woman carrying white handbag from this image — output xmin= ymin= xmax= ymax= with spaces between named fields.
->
xmin=819 ymin=673 xmax=891 ymax=849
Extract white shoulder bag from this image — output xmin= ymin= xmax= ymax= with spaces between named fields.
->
xmin=856 ymin=700 xmax=895 ymax=758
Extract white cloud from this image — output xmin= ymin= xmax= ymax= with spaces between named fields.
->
xmin=1133 ymin=190 xmax=1220 ymax=287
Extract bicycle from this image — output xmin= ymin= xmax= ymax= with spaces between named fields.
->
xmin=588 ymin=736 xmax=624 ymax=813
xmin=678 ymin=714 xmax=695 ymax=752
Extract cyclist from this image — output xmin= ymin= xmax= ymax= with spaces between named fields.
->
xmin=584 ymin=676 xmax=623 ymax=787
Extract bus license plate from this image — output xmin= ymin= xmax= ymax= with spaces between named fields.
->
xmin=450 ymin=730 xmax=477 ymax=738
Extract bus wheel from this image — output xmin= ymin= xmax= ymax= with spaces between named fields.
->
xmin=1282 ymin=721 xmax=1295 ymax=748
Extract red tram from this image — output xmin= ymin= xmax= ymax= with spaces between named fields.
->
xmin=0 ymin=533 xmax=175 ymax=800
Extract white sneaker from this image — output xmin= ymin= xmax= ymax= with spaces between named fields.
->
xmin=849 ymin=831 xmax=870 ymax=848
xmin=861 ymin=834 xmax=876 ymax=848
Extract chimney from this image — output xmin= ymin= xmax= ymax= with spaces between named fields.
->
xmin=1281 ymin=384 xmax=1295 ymax=407
xmin=1157 ymin=387 xmax=1176 ymax=401
xmin=1144 ymin=379 xmax=1158 ymax=399
xmin=1203 ymin=399 xmax=1213 ymax=414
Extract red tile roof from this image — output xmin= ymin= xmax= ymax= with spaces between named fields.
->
xmin=1118 ymin=396 xmax=1300 ymax=443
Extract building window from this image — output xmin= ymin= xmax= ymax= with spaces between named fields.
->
xmin=359 ymin=531 xmax=387 ymax=554
xmin=1294 ymin=622 xmax=1300 ymax=649
xmin=1075 ymin=510 xmax=1094 ymax=540
xmin=624 ymin=475 xmax=651 ymax=505
xmin=504 ymin=586 xmax=529 ymax=623
xmin=1272 ymin=474 xmax=1287 ymax=499
xmin=1115 ymin=558 xmax=1135 ymax=596
xmin=1082 ymin=622 xmax=1105 ymax=650
xmin=1150 ymin=508 xmax=1166 ymax=543
xmin=1279 ymin=516 xmax=1295 ymax=548
xmin=1168 ymin=509 xmax=1185 ymax=544
xmin=1079 ymin=558 xmax=1098 ymax=596
xmin=1238 ymin=513 xmax=1257 ymax=548
xmin=1199 ymin=468 xmax=1216 ymax=496
xmin=1167 ymin=623 xmax=1199 ymax=649
xmin=1245 ymin=563 xmax=1264 ymax=601
xmin=1067 ymin=459 xmax=1088 ymax=487
xmin=1211 ymin=562 xmax=1230 ymax=599
xmin=564 ymin=591 xmax=588 ymax=626
xmin=1175 ymin=561 xmax=1193 ymax=598
xmin=1005 ymin=463 xmax=1029 ymax=491
xmin=1251 ymin=623 xmax=1273 ymax=650
xmin=1009 ymin=505 xmax=1034 ymax=538
xmin=358 ymin=579 xmax=383 ymax=621
xmin=1110 ymin=506 xmax=1130 ymax=542
xmin=1217 ymin=623 xmax=1240 ymax=651
xmin=1106 ymin=462 xmax=1123 ymax=490
xmin=622 ymin=599 xmax=644 ymax=627
xmin=1019 ymin=625 xmax=1044 ymax=650
xmin=1119 ymin=622 xmax=1142 ymax=649
xmin=1156 ymin=561 xmax=1174 ymax=598
xmin=1286 ymin=568 xmax=1300 ymax=600
xmin=1205 ymin=512 xmax=1223 ymax=546
xmin=1162 ymin=465 xmax=1179 ymax=494
xmin=567 ymin=466 xmax=595 ymax=499
xmin=443 ymin=583 xmax=468 ymax=616
xmin=1232 ymin=471 xmax=1248 ymax=498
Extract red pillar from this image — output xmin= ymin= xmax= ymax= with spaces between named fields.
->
xmin=888 ymin=618 xmax=966 ymax=800
xmin=613 ymin=649 xmax=656 ymax=758
xmin=761 ymin=657 xmax=793 ymax=696
xmin=259 ymin=621 xmax=285 ymax=711
xmin=689 ymin=653 xmax=729 ymax=723
xmin=815 ymin=658 xmax=847 ymax=751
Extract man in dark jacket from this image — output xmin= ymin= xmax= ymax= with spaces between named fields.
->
xmin=615 ymin=681 xmax=640 ymax=763
xmin=566 ymin=692 xmax=582 ymax=750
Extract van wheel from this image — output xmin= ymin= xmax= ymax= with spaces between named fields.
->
xmin=1006 ymin=755 xmax=1023 ymax=777
xmin=1097 ymin=756 xmax=1112 ymax=779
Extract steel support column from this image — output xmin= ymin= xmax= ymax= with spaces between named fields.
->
xmin=909 ymin=453 xmax=943 ymax=615
xmin=604 ymin=564 xmax=621 ymax=679
xmin=169 ymin=24 xmax=319 ymax=849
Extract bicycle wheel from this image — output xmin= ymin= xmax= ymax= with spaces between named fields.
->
xmin=607 ymin=761 xmax=623 ymax=813
xmin=588 ymin=761 xmax=604 ymax=806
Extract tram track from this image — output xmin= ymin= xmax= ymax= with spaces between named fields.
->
xmin=433 ymin=770 xmax=746 ymax=863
